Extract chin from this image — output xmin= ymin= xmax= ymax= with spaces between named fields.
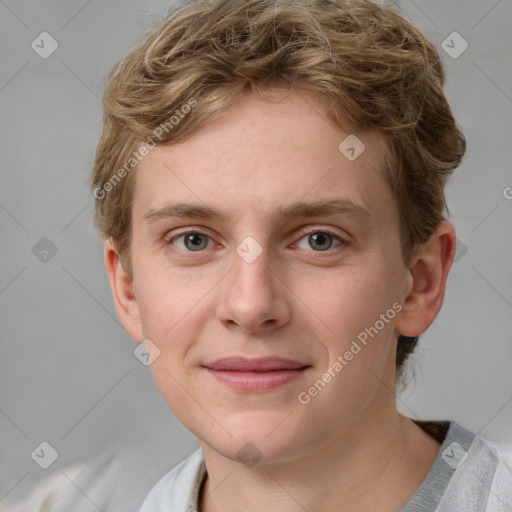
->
xmin=197 ymin=418 xmax=313 ymax=466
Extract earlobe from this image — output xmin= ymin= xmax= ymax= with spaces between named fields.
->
xmin=103 ymin=239 xmax=144 ymax=342
xmin=394 ymin=221 xmax=456 ymax=337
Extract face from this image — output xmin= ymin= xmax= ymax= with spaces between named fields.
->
xmin=115 ymin=89 xmax=415 ymax=463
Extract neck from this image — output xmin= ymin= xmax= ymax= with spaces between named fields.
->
xmin=198 ymin=405 xmax=441 ymax=512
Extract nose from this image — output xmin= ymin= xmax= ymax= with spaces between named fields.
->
xmin=216 ymin=244 xmax=291 ymax=334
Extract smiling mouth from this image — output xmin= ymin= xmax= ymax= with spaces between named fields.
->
xmin=202 ymin=357 xmax=311 ymax=392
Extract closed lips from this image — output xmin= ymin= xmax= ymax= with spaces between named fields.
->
xmin=203 ymin=357 xmax=310 ymax=372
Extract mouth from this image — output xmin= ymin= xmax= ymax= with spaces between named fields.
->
xmin=202 ymin=357 xmax=311 ymax=392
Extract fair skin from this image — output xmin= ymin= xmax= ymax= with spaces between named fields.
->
xmin=105 ymin=89 xmax=456 ymax=512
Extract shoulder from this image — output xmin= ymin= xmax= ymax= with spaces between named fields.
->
xmin=437 ymin=423 xmax=512 ymax=512
xmin=475 ymin=436 xmax=512 ymax=511
xmin=3 ymin=429 xmax=199 ymax=511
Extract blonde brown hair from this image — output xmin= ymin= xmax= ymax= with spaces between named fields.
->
xmin=90 ymin=0 xmax=466 ymax=379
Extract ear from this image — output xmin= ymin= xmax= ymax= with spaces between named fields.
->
xmin=394 ymin=221 xmax=457 ymax=337
xmin=104 ymin=239 xmax=144 ymax=343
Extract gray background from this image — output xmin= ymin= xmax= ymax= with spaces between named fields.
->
xmin=1 ymin=0 xmax=511 ymax=507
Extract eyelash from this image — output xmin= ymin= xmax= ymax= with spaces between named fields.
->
xmin=163 ymin=228 xmax=347 ymax=256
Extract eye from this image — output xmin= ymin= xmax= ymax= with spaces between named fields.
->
xmin=295 ymin=230 xmax=344 ymax=252
xmin=167 ymin=231 xmax=214 ymax=252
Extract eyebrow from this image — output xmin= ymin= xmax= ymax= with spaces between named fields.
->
xmin=143 ymin=198 xmax=372 ymax=226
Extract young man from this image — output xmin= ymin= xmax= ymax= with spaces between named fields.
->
xmin=87 ymin=0 xmax=511 ymax=510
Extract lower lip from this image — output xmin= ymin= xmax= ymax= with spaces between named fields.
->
xmin=205 ymin=368 xmax=308 ymax=391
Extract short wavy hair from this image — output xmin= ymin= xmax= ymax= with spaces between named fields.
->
xmin=90 ymin=0 xmax=466 ymax=382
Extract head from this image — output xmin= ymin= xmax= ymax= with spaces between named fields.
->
xmin=91 ymin=0 xmax=465 ymax=462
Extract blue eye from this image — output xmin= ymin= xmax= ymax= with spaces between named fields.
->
xmin=165 ymin=229 xmax=345 ymax=255
xmin=170 ymin=231 xmax=213 ymax=252
xmin=295 ymin=231 xmax=344 ymax=252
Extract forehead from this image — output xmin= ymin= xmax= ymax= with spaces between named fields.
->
xmin=132 ymin=89 xmax=394 ymax=229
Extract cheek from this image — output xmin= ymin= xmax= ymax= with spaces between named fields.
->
xmin=139 ymin=286 xmax=209 ymax=431
xmin=295 ymin=274 xmax=396 ymax=432
xmin=294 ymin=265 xmax=389 ymax=334
xmin=295 ymin=266 xmax=397 ymax=378
xmin=134 ymin=263 xmax=219 ymax=357
xmin=135 ymin=263 xmax=214 ymax=338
